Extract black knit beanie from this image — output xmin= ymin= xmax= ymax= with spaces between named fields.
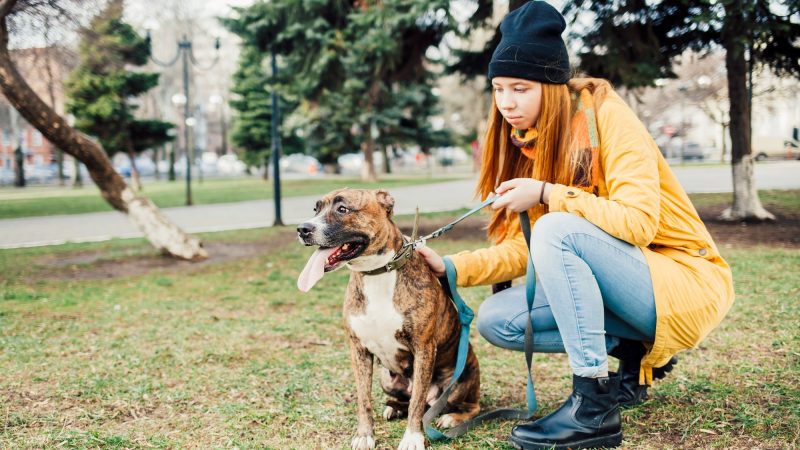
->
xmin=488 ymin=1 xmax=570 ymax=84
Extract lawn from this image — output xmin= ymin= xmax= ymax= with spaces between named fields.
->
xmin=0 ymin=194 xmax=798 ymax=449
xmin=0 ymin=174 xmax=467 ymax=220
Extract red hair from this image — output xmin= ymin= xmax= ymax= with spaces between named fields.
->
xmin=477 ymin=78 xmax=613 ymax=240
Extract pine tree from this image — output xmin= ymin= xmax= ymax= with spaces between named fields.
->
xmin=224 ymin=0 xmax=455 ymax=181
xmin=65 ymin=0 xmax=173 ymax=190
xmin=228 ymin=44 xmax=302 ymax=178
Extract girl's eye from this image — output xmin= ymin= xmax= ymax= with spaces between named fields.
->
xmin=514 ymin=88 xmax=527 ymax=93
xmin=493 ymin=87 xmax=503 ymax=93
xmin=337 ymin=205 xmax=349 ymax=214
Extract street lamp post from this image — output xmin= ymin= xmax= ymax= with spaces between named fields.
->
xmin=270 ymin=48 xmax=283 ymax=226
xmin=147 ymin=31 xmax=219 ymax=206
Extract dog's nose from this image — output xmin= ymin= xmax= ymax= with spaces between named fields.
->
xmin=297 ymin=223 xmax=315 ymax=238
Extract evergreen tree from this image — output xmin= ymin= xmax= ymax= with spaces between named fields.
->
xmin=224 ymin=0 xmax=455 ymax=181
xmin=228 ymin=44 xmax=302 ymax=177
xmin=65 ymin=0 xmax=173 ymax=190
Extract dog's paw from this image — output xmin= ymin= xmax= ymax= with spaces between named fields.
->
xmin=435 ymin=413 xmax=462 ymax=429
xmin=382 ymin=405 xmax=406 ymax=421
xmin=351 ymin=434 xmax=375 ymax=450
xmin=397 ymin=429 xmax=426 ymax=450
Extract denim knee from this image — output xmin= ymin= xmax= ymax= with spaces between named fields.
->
xmin=531 ymin=212 xmax=575 ymax=262
xmin=477 ymin=294 xmax=512 ymax=348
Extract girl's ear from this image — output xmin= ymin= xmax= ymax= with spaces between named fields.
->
xmin=375 ymin=189 xmax=395 ymax=217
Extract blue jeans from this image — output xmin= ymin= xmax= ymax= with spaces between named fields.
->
xmin=476 ymin=212 xmax=657 ymax=378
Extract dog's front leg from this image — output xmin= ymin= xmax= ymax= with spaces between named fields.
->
xmin=399 ymin=343 xmax=436 ymax=450
xmin=349 ymin=338 xmax=376 ymax=450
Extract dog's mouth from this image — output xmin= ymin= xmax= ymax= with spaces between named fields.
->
xmin=297 ymin=235 xmax=370 ymax=293
xmin=321 ymin=240 xmax=368 ymax=272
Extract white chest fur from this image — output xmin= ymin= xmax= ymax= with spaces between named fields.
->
xmin=347 ymin=254 xmax=407 ymax=374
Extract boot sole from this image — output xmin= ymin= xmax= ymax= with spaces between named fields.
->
xmin=509 ymin=431 xmax=623 ymax=450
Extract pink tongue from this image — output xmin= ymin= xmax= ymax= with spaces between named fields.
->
xmin=297 ymin=247 xmax=337 ymax=292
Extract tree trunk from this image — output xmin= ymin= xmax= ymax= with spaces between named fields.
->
xmin=72 ymin=157 xmax=83 ymax=188
xmin=720 ymin=1 xmax=774 ymax=221
xmin=720 ymin=123 xmax=728 ymax=163
xmin=56 ymin=149 xmax=65 ymax=186
xmin=127 ymin=147 xmax=142 ymax=192
xmin=153 ymin=147 xmax=160 ymax=181
xmin=13 ymin=145 xmax=23 ymax=187
xmin=168 ymin=142 xmax=176 ymax=181
xmin=0 ymin=14 xmax=206 ymax=259
xmin=361 ymin=138 xmax=377 ymax=182
xmin=380 ymin=142 xmax=391 ymax=174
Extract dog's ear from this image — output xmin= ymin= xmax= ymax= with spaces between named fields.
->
xmin=375 ymin=189 xmax=394 ymax=217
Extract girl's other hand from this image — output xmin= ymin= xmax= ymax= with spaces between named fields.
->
xmin=415 ymin=245 xmax=445 ymax=277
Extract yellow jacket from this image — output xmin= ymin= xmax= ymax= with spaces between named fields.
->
xmin=449 ymin=90 xmax=735 ymax=384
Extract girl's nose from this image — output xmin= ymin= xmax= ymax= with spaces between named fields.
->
xmin=497 ymin=92 xmax=515 ymax=110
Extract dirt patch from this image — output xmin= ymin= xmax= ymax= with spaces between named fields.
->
xmin=35 ymin=205 xmax=798 ymax=281
xmin=696 ymin=202 xmax=800 ymax=249
xmin=39 ymin=231 xmax=296 ymax=281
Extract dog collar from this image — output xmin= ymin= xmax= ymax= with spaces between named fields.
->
xmin=360 ymin=208 xmax=420 ymax=276
xmin=360 ymin=240 xmax=414 ymax=276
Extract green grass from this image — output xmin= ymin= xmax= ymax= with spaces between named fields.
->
xmin=0 ymin=175 xmax=467 ymax=219
xmin=1 ymin=206 xmax=798 ymax=448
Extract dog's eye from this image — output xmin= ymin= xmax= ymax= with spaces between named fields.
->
xmin=337 ymin=205 xmax=349 ymax=214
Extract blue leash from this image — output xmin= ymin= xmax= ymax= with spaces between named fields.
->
xmin=418 ymin=199 xmax=538 ymax=440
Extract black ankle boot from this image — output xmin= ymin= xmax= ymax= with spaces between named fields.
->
xmin=609 ymin=339 xmax=678 ymax=408
xmin=509 ymin=374 xmax=622 ymax=450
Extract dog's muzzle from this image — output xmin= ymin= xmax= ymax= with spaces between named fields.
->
xmin=297 ymin=222 xmax=317 ymax=245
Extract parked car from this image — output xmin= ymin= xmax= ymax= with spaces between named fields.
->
xmin=682 ymin=142 xmax=705 ymax=161
xmin=216 ymin=154 xmax=246 ymax=176
xmin=431 ymin=146 xmax=469 ymax=166
xmin=113 ymin=155 xmax=156 ymax=177
xmin=337 ymin=151 xmax=384 ymax=175
xmin=753 ymin=136 xmax=800 ymax=161
xmin=0 ymin=167 xmax=15 ymax=185
xmin=24 ymin=164 xmax=56 ymax=184
xmin=280 ymin=153 xmax=322 ymax=175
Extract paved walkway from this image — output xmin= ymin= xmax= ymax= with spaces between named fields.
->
xmin=1 ymin=161 xmax=798 ymax=249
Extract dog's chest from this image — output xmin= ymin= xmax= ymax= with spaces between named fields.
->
xmin=348 ymin=271 xmax=408 ymax=373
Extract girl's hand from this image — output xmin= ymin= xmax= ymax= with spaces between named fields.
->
xmin=492 ymin=178 xmax=546 ymax=212
xmin=415 ymin=245 xmax=445 ymax=277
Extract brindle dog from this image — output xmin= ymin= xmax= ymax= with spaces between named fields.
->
xmin=297 ymin=188 xmax=480 ymax=450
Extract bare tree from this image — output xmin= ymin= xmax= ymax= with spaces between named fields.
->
xmin=0 ymin=0 xmax=206 ymax=260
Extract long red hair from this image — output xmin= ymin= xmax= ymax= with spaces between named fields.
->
xmin=477 ymin=77 xmax=613 ymax=240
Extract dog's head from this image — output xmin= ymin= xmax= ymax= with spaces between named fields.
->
xmin=296 ymin=188 xmax=396 ymax=290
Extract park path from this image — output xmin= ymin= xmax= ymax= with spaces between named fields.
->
xmin=1 ymin=161 xmax=798 ymax=249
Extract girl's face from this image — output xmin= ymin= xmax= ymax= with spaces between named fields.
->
xmin=492 ymin=77 xmax=542 ymax=130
